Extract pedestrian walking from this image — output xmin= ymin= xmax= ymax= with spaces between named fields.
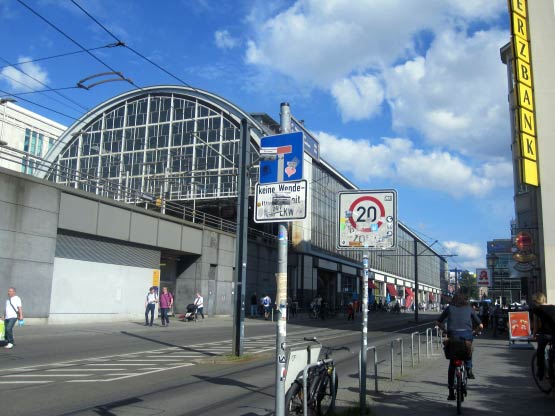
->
xmin=347 ymin=302 xmax=355 ymax=321
xmin=2 ymin=287 xmax=24 ymax=349
xmin=262 ymin=294 xmax=272 ymax=320
xmin=159 ymin=287 xmax=173 ymax=327
xmin=194 ymin=292 xmax=204 ymax=320
xmin=145 ymin=287 xmax=158 ymax=326
xmin=250 ymin=292 xmax=258 ymax=318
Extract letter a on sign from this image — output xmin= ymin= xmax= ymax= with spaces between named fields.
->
xmin=517 ymin=82 xmax=534 ymax=111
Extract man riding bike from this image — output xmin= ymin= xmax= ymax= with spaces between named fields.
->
xmin=531 ymin=292 xmax=555 ymax=380
xmin=436 ymin=292 xmax=483 ymax=401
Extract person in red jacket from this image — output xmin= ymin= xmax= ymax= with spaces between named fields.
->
xmin=159 ymin=287 xmax=174 ymax=327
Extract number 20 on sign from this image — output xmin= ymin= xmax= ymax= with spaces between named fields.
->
xmin=337 ymin=190 xmax=397 ymax=250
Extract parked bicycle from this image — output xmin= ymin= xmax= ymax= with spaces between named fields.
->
xmin=285 ymin=337 xmax=344 ymax=415
xmin=531 ymin=338 xmax=555 ymax=394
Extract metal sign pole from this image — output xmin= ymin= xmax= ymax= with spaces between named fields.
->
xmin=232 ymin=118 xmax=250 ymax=356
xmin=275 ymin=102 xmax=291 ymax=416
xmin=360 ymin=251 xmax=369 ymax=414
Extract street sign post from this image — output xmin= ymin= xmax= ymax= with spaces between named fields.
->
xmin=254 ymin=180 xmax=307 ymax=223
xmin=259 ymin=132 xmax=303 ymax=184
xmin=337 ymin=189 xmax=397 ymax=415
xmin=337 ymin=190 xmax=397 ymax=250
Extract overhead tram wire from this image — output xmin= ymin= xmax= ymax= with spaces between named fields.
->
xmin=16 ymin=0 xmax=142 ymax=91
xmin=0 ymin=43 xmax=124 ymax=70
xmin=0 ymin=88 xmax=79 ymax=121
xmin=0 ymin=55 xmax=88 ymax=112
xmin=69 ymin=0 xmax=234 ymax=118
xmin=0 ymin=86 xmax=80 ymax=96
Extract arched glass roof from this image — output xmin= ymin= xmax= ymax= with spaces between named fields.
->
xmin=39 ymin=86 xmax=264 ymax=202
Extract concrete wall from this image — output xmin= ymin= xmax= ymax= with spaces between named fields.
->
xmin=49 ymin=258 xmax=153 ymax=324
xmin=0 ymin=172 xmax=60 ymax=318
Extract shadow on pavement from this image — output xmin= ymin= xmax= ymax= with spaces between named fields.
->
xmin=120 ymin=331 xmax=218 ymax=356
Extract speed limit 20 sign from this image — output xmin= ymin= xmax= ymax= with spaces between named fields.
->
xmin=337 ymin=190 xmax=397 ymax=250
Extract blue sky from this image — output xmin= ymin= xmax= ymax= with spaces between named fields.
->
xmin=0 ymin=0 xmax=514 ymax=270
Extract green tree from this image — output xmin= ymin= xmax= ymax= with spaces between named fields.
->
xmin=458 ymin=271 xmax=479 ymax=300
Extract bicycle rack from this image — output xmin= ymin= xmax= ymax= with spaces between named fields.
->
xmin=426 ymin=328 xmax=433 ymax=358
xmin=410 ymin=332 xmax=420 ymax=368
xmin=301 ymin=358 xmax=334 ymax=416
xmin=435 ymin=325 xmax=443 ymax=351
xmin=359 ymin=345 xmax=379 ymax=393
xmin=390 ymin=338 xmax=404 ymax=380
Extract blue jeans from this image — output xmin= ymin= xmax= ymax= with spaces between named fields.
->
xmin=4 ymin=318 xmax=16 ymax=344
xmin=250 ymin=305 xmax=257 ymax=317
xmin=160 ymin=308 xmax=170 ymax=325
xmin=145 ymin=304 xmax=155 ymax=325
xmin=448 ymin=330 xmax=473 ymax=388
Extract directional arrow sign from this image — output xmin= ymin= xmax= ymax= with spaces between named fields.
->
xmin=259 ymin=132 xmax=303 ymax=184
xmin=337 ymin=190 xmax=397 ymax=250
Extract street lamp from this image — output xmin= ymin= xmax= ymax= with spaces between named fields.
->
xmin=487 ymin=253 xmax=500 ymax=305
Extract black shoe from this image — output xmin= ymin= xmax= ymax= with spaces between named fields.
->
xmin=467 ymin=369 xmax=475 ymax=379
xmin=447 ymin=389 xmax=455 ymax=401
xmin=537 ymin=368 xmax=544 ymax=380
xmin=144 ymin=323 xmax=148 ymax=326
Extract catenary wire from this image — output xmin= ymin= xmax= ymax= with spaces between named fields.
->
xmin=16 ymin=0 xmax=141 ymax=91
xmin=0 ymin=43 xmax=124 ymax=70
xmin=0 ymin=55 xmax=88 ymax=111
xmin=0 ymin=88 xmax=79 ymax=121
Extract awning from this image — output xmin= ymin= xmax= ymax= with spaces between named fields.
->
xmin=405 ymin=287 xmax=414 ymax=296
xmin=405 ymin=295 xmax=414 ymax=309
xmin=368 ymin=280 xmax=378 ymax=290
xmin=386 ymin=283 xmax=397 ymax=297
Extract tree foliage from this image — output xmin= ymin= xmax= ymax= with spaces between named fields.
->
xmin=458 ymin=271 xmax=479 ymax=299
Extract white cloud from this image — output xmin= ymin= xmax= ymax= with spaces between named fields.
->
xmin=443 ymin=240 xmax=484 ymax=269
xmin=0 ymin=57 xmax=49 ymax=92
xmin=316 ymin=131 xmax=507 ymax=197
xmin=331 ymin=74 xmax=384 ymax=121
xmin=215 ymin=30 xmax=238 ymax=49
xmin=384 ymin=29 xmax=510 ymax=158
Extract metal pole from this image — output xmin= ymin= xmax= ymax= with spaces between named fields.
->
xmin=275 ymin=103 xmax=291 ymax=416
xmin=400 ymin=338 xmax=404 ymax=375
xmin=360 ymin=251 xmax=369 ymax=414
xmin=414 ymin=239 xmax=419 ymax=322
xmin=390 ymin=340 xmax=394 ymax=381
xmin=232 ymin=118 xmax=250 ymax=356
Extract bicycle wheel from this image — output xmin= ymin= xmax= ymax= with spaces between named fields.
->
xmin=456 ymin=373 xmax=462 ymax=414
xmin=285 ymin=382 xmax=304 ymax=415
xmin=531 ymin=352 xmax=553 ymax=394
xmin=316 ymin=371 xmax=338 ymax=416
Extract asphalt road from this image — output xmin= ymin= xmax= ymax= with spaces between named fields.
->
xmin=0 ymin=311 xmax=438 ymax=415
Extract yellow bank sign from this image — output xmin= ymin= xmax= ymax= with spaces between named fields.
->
xmin=509 ymin=0 xmax=538 ymax=186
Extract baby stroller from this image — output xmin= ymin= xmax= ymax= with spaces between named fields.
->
xmin=184 ymin=304 xmax=197 ymax=321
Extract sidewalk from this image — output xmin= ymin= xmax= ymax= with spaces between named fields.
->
xmin=336 ymin=333 xmax=553 ymax=415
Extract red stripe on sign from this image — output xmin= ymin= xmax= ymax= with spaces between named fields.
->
xmin=277 ymin=145 xmax=292 ymax=154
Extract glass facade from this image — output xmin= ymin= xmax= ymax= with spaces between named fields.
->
xmin=47 ymin=92 xmax=259 ymax=203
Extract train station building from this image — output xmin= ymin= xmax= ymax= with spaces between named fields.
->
xmin=1 ymin=85 xmax=447 ymax=323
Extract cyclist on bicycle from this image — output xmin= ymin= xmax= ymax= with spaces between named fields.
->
xmin=531 ymin=292 xmax=555 ymax=380
xmin=435 ymin=292 xmax=483 ymax=401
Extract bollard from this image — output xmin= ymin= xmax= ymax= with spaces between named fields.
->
xmin=390 ymin=338 xmax=403 ymax=380
xmin=390 ymin=341 xmax=394 ymax=381
xmin=360 ymin=346 xmax=379 ymax=393
xmin=418 ymin=332 xmax=421 ymax=363
xmin=410 ymin=332 xmax=419 ymax=368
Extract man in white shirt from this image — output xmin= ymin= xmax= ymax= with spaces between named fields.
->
xmin=3 ymin=287 xmax=23 ymax=349
xmin=194 ymin=292 xmax=204 ymax=320
xmin=144 ymin=287 xmax=158 ymax=326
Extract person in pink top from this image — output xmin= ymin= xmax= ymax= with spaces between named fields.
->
xmin=159 ymin=287 xmax=174 ymax=327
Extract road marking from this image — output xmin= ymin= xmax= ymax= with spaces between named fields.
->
xmin=46 ymin=369 xmax=126 ymax=372
xmin=117 ymin=359 xmax=182 ymax=362
xmin=0 ymin=381 xmax=52 ymax=384
xmin=68 ymin=363 xmax=195 ymax=383
xmin=86 ymin=364 xmax=147 ymax=366
xmin=2 ymin=374 xmax=91 ymax=377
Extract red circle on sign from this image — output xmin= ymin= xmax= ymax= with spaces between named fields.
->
xmin=348 ymin=196 xmax=386 ymax=232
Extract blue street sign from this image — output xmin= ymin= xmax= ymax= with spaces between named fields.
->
xmin=259 ymin=132 xmax=304 ymax=184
